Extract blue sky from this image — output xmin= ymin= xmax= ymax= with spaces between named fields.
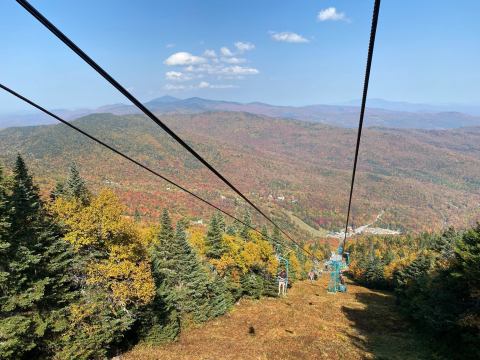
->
xmin=1 ymin=0 xmax=480 ymax=113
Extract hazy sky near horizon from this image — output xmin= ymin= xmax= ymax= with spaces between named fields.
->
xmin=1 ymin=0 xmax=479 ymax=113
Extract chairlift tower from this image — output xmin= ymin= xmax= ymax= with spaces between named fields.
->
xmin=327 ymin=246 xmax=348 ymax=293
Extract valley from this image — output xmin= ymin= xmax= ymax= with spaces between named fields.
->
xmin=1 ymin=111 xmax=479 ymax=238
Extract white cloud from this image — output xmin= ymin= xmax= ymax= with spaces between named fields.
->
xmin=270 ymin=31 xmax=309 ymax=43
xmin=221 ymin=65 xmax=259 ymax=75
xmin=220 ymin=47 xmax=234 ymax=57
xmin=164 ymin=52 xmax=206 ymax=66
xmin=317 ymin=7 xmax=346 ymax=21
xmin=166 ymin=43 xmax=175 ymax=48
xmin=164 ymin=83 xmax=187 ymax=90
xmin=211 ymin=84 xmax=236 ymax=89
xmin=221 ymin=57 xmax=246 ymax=64
xmin=165 ymin=81 xmax=235 ymax=91
xmin=203 ymin=49 xmax=217 ymax=57
xmin=234 ymin=41 xmax=255 ymax=53
xmin=164 ymin=43 xmax=259 ymax=90
xmin=183 ymin=63 xmax=258 ymax=76
xmin=198 ymin=81 xmax=236 ymax=89
xmin=165 ymin=71 xmax=192 ymax=81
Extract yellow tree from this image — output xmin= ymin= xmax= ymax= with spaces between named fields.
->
xmin=51 ymin=189 xmax=155 ymax=306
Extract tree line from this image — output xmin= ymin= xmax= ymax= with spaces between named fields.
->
xmin=0 ymin=156 xmax=319 ymax=359
xmin=347 ymin=229 xmax=480 ymax=359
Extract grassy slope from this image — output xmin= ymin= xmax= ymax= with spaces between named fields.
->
xmin=125 ymin=277 xmax=436 ymax=360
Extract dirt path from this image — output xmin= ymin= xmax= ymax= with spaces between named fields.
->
xmin=124 ymin=277 xmax=433 ymax=360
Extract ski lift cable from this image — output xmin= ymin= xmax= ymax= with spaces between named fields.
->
xmin=342 ymin=0 xmax=381 ymax=253
xmin=16 ymin=0 xmax=301 ymax=252
xmin=0 ymin=82 xmax=318 ymax=261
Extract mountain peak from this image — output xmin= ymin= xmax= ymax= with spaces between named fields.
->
xmin=145 ymin=95 xmax=179 ymax=105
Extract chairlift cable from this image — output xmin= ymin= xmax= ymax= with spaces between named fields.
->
xmin=16 ymin=0 xmax=301 ymax=253
xmin=342 ymin=0 xmax=381 ymax=252
xmin=0 ymin=82 xmax=317 ymax=260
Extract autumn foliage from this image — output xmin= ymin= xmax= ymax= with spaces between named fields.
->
xmin=347 ymin=230 xmax=480 ymax=359
xmin=0 ymin=158 xmax=313 ymax=359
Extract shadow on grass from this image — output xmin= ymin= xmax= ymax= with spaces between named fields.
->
xmin=341 ymin=290 xmax=443 ymax=360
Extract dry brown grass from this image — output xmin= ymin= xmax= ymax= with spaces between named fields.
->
xmin=123 ymin=277 xmax=432 ymax=360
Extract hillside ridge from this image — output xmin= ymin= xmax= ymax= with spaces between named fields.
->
xmin=3 ymin=96 xmax=480 ymax=129
xmin=1 ymin=111 xmax=479 ymax=234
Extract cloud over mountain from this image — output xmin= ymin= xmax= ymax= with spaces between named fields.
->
xmin=270 ymin=31 xmax=309 ymax=43
xmin=163 ymin=42 xmax=258 ymax=91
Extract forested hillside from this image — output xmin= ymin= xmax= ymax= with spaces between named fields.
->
xmin=347 ymin=227 xmax=480 ymax=359
xmin=0 ymin=157 xmax=324 ymax=359
xmin=0 ymin=111 xmax=479 ymax=236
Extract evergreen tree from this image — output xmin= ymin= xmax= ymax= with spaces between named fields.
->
xmin=217 ymin=213 xmax=226 ymax=233
xmin=232 ymin=219 xmax=242 ymax=234
xmin=55 ymin=290 xmax=134 ymax=360
xmin=240 ymin=272 xmax=263 ymax=299
xmin=147 ymin=209 xmax=180 ymax=343
xmin=49 ymin=180 xmax=65 ymax=202
xmin=262 ymin=272 xmax=279 ymax=298
xmin=271 ymin=226 xmax=285 ymax=255
xmin=146 ymin=210 xmax=233 ymax=342
xmin=207 ymin=275 xmax=233 ymax=317
xmin=0 ymin=166 xmax=11 ymax=295
xmin=261 ymin=225 xmax=269 ymax=241
xmin=0 ymin=156 xmax=76 ymax=359
xmin=363 ymin=258 xmax=387 ymax=289
xmin=205 ymin=213 xmax=227 ymax=259
xmin=65 ymin=162 xmax=90 ymax=205
xmin=226 ymin=224 xmax=237 ymax=236
xmin=174 ymin=222 xmax=211 ymax=322
xmin=240 ymin=210 xmax=252 ymax=240
xmin=134 ymin=208 xmax=141 ymax=222
xmin=453 ymin=225 xmax=480 ymax=354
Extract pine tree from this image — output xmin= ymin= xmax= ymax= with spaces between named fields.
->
xmin=240 ymin=210 xmax=252 ymax=240
xmin=261 ymin=225 xmax=269 ymax=241
xmin=262 ymin=272 xmax=278 ymax=297
xmin=453 ymin=225 xmax=480 ymax=349
xmin=205 ymin=213 xmax=227 ymax=259
xmin=145 ymin=210 xmax=234 ymax=342
xmin=240 ymin=272 xmax=263 ymax=299
xmin=364 ymin=258 xmax=387 ymax=289
xmin=65 ymin=162 xmax=90 ymax=205
xmin=0 ymin=165 xmax=11 ymax=294
xmin=53 ymin=189 xmax=154 ymax=358
xmin=134 ymin=208 xmax=141 ymax=222
xmin=0 ymin=156 xmax=76 ymax=359
xmin=56 ymin=290 xmax=134 ymax=360
xmin=271 ymin=226 xmax=285 ymax=255
xmin=217 ymin=213 xmax=226 ymax=233
xmin=226 ymin=224 xmax=237 ymax=236
xmin=207 ymin=275 xmax=233 ymax=318
xmin=49 ymin=180 xmax=65 ymax=201
xmin=146 ymin=209 xmax=180 ymax=343
xmin=174 ymin=221 xmax=211 ymax=322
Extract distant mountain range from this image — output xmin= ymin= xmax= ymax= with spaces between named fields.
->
xmin=2 ymin=96 xmax=480 ymax=130
xmin=344 ymin=98 xmax=480 ymax=115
